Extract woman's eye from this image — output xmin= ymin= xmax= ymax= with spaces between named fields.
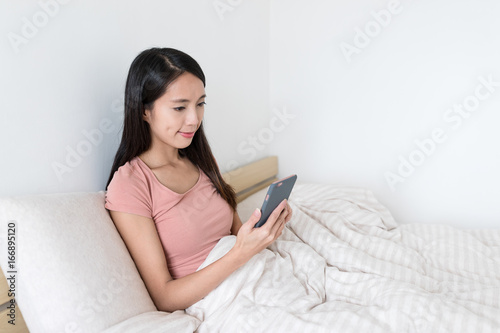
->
xmin=197 ymin=101 xmax=206 ymax=107
xmin=174 ymin=106 xmax=185 ymax=111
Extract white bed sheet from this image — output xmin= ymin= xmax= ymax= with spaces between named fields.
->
xmin=186 ymin=183 xmax=500 ymax=332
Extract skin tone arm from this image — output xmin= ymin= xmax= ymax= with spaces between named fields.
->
xmin=109 ymin=199 xmax=292 ymax=312
xmin=230 ymin=209 xmax=244 ymax=235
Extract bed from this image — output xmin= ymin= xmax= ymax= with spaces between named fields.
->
xmin=1 ymin=156 xmax=499 ymax=332
xmin=188 ymin=156 xmax=500 ymax=332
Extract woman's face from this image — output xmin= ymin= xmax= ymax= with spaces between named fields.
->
xmin=143 ymin=72 xmax=205 ymax=151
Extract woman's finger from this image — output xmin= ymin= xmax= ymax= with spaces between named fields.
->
xmin=269 ymin=214 xmax=284 ymax=239
xmin=270 ymin=207 xmax=288 ymax=238
xmin=285 ymin=204 xmax=292 ymax=223
xmin=263 ymin=199 xmax=287 ymax=229
xmin=275 ymin=215 xmax=287 ymax=238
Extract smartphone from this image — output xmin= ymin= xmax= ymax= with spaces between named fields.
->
xmin=254 ymin=174 xmax=297 ymax=228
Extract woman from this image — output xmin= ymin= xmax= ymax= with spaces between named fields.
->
xmin=105 ymin=47 xmax=292 ymax=312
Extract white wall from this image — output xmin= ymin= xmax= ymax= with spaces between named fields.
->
xmin=3 ymin=0 xmax=499 ymax=229
xmin=0 ymin=0 xmax=270 ymax=196
xmin=270 ymin=0 xmax=500 ymax=228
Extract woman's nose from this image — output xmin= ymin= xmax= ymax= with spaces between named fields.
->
xmin=185 ymin=107 xmax=200 ymax=125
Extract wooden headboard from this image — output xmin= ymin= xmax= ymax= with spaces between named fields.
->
xmin=222 ymin=156 xmax=278 ymax=202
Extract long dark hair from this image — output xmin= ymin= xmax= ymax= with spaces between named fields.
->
xmin=106 ymin=47 xmax=236 ymax=210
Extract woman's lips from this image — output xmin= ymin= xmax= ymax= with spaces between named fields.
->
xmin=179 ymin=131 xmax=195 ymax=138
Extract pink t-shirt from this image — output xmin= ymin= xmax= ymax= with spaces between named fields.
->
xmin=105 ymin=157 xmax=233 ymax=279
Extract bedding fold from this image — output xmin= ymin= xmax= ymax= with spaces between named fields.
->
xmin=187 ymin=184 xmax=500 ymax=332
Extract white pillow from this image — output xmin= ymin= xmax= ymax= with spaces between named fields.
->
xmin=0 ymin=192 xmax=157 ymax=332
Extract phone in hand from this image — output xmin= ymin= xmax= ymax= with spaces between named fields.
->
xmin=254 ymin=174 xmax=297 ymax=228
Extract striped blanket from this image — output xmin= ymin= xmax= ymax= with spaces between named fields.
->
xmin=186 ymin=184 xmax=500 ymax=332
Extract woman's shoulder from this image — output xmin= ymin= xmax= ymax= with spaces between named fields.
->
xmin=107 ymin=157 xmax=152 ymax=192
xmin=105 ymin=157 xmax=154 ymax=216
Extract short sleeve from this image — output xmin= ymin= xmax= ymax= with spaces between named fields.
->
xmin=105 ymin=162 xmax=153 ymax=218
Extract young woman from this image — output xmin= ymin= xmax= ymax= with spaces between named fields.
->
xmin=105 ymin=47 xmax=292 ymax=312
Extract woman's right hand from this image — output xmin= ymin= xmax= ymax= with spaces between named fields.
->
xmin=231 ymin=199 xmax=291 ymax=263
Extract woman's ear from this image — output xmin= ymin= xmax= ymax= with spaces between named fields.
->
xmin=142 ymin=107 xmax=150 ymax=123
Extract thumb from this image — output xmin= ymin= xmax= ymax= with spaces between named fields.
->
xmin=244 ymin=208 xmax=261 ymax=228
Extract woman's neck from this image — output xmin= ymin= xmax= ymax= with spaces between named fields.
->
xmin=139 ymin=145 xmax=182 ymax=169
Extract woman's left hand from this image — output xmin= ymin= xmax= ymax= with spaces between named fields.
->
xmin=283 ymin=202 xmax=293 ymax=224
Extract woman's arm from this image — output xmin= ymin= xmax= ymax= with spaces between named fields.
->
xmin=231 ymin=211 xmax=243 ymax=235
xmin=109 ymin=199 xmax=292 ymax=312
